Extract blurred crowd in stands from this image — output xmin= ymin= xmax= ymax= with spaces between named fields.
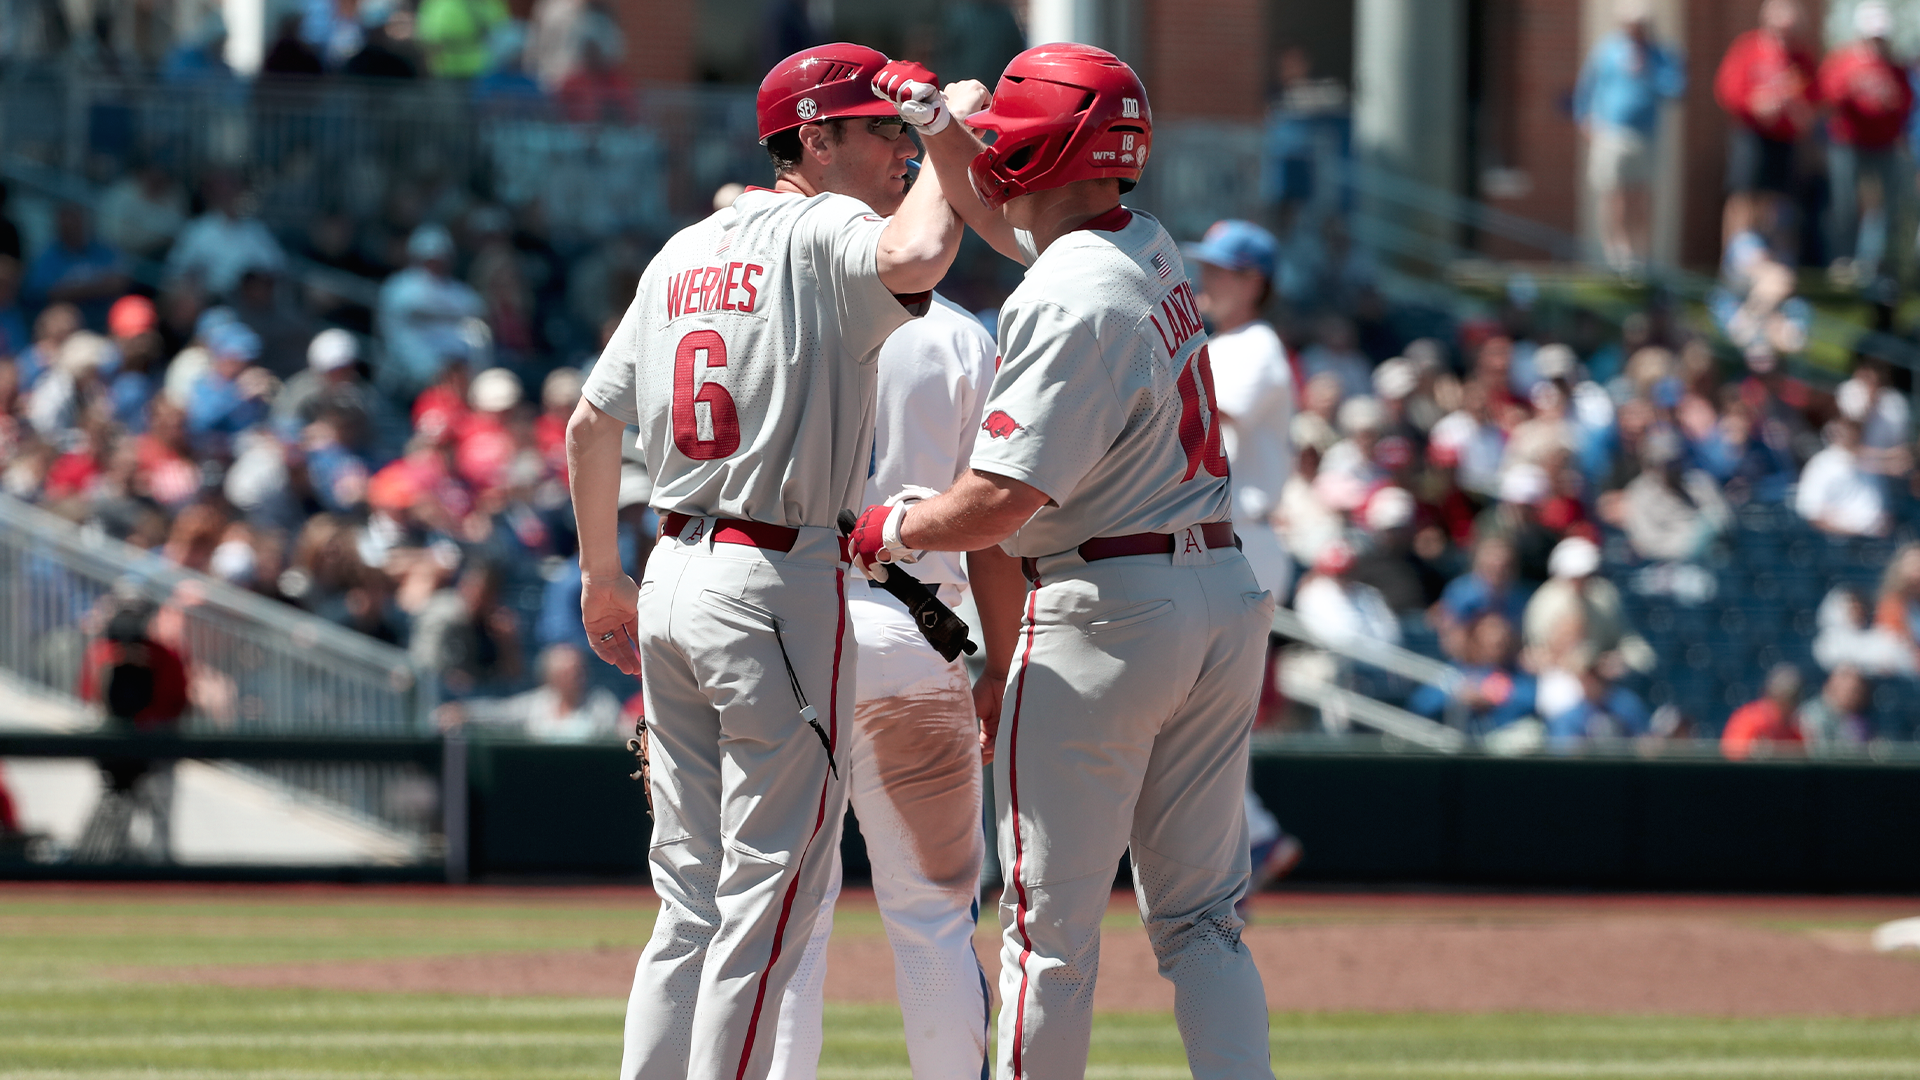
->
xmin=1187 ymin=210 xmax=1920 ymax=757
xmin=4 ymin=0 xmax=1920 ymax=758
xmin=0 ymin=166 xmax=649 ymax=742
xmin=0 ymin=0 xmax=1034 ymax=748
xmin=3 ymin=0 xmax=634 ymax=104
xmin=7 ymin=161 xmax=1920 ymax=754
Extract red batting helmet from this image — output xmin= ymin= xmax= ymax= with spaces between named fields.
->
xmin=757 ymin=43 xmax=901 ymax=143
xmin=964 ymin=43 xmax=1152 ymax=210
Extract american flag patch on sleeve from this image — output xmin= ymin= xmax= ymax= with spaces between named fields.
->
xmin=1151 ymin=252 xmax=1173 ymax=278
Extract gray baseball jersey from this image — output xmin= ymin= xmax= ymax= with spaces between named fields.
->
xmin=581 ymin=188 xmax=922 ymax=527
xmin=967 ymin=208 xmax=1234 ymax=557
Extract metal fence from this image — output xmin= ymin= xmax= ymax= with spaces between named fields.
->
xmin=0 ymin=494 xmax=439 ymax=844
xmin=0 ymin=73 xmax=1314 ymax=251
xmin=0 ymin=75 xmax=768 ymax=239
xmin=0 ymin=493 xmax=427 ymax=734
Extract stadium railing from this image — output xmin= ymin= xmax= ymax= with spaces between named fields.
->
xmin=1268 ymin=606 xmax=1469 ymax=752
xmin=0 ymin=493 xmax=429 ymax=734
xmin=0 ymin=494 xmax=441 ymax=844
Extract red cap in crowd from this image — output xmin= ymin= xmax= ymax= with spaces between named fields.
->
xmin=108 ymin=295 xmax=157 ymax=340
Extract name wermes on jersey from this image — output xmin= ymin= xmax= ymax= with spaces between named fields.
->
xmin=660 ymin=252 xmax=1208 ymax=359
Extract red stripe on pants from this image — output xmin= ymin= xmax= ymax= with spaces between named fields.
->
xmin=1006 ymin=579 xmax=1042 ymax=1078
xmin=733 ymin=570 xmax=847 ymax=1080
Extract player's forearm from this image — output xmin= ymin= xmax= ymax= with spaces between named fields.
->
xmin=966 ymin=545 xmax=1026 ymax=680
xmin=876 ymin=153 xmax=962 ymax=294
xmin=565 ymin=399 xmax=628 ymax=579
xmin=920 ymin=122 xmax=1025 ymax=264
xmin=900 ymin=469 xmax=1048 ymax=553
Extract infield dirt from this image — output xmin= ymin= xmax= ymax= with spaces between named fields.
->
xmin=101 ymin=888 xmax=1920 ymax=1017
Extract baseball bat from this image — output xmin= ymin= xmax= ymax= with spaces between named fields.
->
xmin=838 ymin=509 xmax=979 ymax=663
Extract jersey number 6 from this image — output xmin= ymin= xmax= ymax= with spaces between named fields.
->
xmin=671 ymin=329 xmax=741 ymax=460
xmin=1176 ymin=345 xmax=1230 ymax=482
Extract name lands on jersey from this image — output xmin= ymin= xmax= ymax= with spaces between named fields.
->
xmin=1147 ymin=278 xmax=1204 ymax=357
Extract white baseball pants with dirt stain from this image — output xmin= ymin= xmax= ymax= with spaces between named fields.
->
xmin=767 ymin=576 xmax=991 ymax=1080
xmin=619 ymin=521 xmax=852 ymax=1080
xmin=995 ymin=545 xmax=1277 ymax=1080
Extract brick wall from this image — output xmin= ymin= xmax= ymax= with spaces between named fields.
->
xmin=1481 ymin=0 xmax=1586 ymax=257
xmin=609 ymin=0 xmax=697 ymax=85
xmin=1141 ymin=0 xmax=1265 ymax=119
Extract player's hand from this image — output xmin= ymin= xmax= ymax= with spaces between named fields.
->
xmin=581 ymin=572 xmax=642 ymax=676
xmin=871 ymin=61 xmax=950 ymax=134
xmin=943 ymin=80 xmax=991 ymax=128
xmin=848 ymin=504 xmax=903 ymax=581
xmin=973 ymin=671 xmax=1005 ymax=764
xmin=849 ymin=486 xmax=936 ymax=580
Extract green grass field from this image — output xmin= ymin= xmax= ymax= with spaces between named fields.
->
xmin=4 ymin=888 xmax=1920 ymax=1079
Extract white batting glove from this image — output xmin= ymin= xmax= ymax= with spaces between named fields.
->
xmin=848 ymin=486 xmax=940 ymax=581
xmin=879 ymin=484 xmax=940 ymax=553
xmin=877 ymin=485 xmax=939 ymax=568
xmin=871 ymin=61 xmax=951 ymax=136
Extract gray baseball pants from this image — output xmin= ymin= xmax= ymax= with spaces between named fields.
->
xmin=994 ymin=543 xmax=1276 ymax=1080
xmin=619 ymin=519 xmax=852 ymax=1080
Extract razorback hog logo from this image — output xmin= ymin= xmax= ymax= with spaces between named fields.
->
xmin=982 ymin=410 xmax=1021 ymax=439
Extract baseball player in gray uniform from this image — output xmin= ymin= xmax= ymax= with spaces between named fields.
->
xmin=566 ymin=43 xmax=980 ymax=1080
xmin=861 ymin=46 xmax=1277 ymax=1080
xmin=769 ymin=291 xmax=1009 ymax=1080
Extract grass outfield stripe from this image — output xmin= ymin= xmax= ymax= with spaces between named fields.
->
xmin=0 ymin=1068 xmax=606 ymax=1076
xmin=7 ymin=1066 xmax=1919 ymax=1080
xmin=1 ymin=1033 xmax=614 ymax=1049
xmin=1285 ymin=1065 xmax=1918 ymax=1079
xmin=11 ymin=893 xmax=1920 ymax=1080
xmin=1265 ymin=1065 xmax=1920 ymax=1078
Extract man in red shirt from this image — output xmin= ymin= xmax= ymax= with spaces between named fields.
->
xmin=1721 ymin=663 xmax=1805 ymax=761
xmin=1818 ymin=0 xmax=1913 ymax=288
xmin=1714 ymin=0 xmax=1819 ymax=252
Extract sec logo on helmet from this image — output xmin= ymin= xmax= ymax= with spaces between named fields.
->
xmin=796 ymin=97 xmax=818 ymax=120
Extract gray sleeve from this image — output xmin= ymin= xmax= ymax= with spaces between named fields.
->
xmin=966 ymin=302 xmax=1123 ymax=504
xmin=797 ymin=195 xmax=916 ymax=360
xmin=579 ymin=294 xmax=645 ymax=426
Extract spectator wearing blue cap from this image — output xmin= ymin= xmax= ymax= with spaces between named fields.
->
xmin=1183 ymin=218 xmax=1294 ymax=598
xmin=161 ymin=306 xmax=240 ymax=408
xmin=185 ymin=322 xmax=273 ymax=455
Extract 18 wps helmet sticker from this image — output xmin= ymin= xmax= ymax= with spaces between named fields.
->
xmin=962 ymin=43 xmax=1154 ymax=209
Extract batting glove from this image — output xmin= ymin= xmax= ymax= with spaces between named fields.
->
xmin=847 ymin=486 xmax=937 ymax=581
xmin=871 ymin=61 xmax=950 ymax=135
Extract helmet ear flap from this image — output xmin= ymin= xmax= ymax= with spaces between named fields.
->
xmin=972 ymin=128 xmax=1070 ymax=208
